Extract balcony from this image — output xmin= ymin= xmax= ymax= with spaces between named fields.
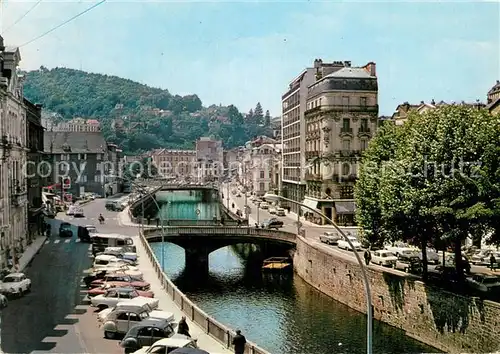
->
xmin=340 ymin=127 xmax=353 ymax=137
xmin=305 ymin=173 xmax=323 ymax=181
xmin=322 ymin=105 xmax=379 ymax=113
xmin=358 ymin=126 xmax=372 ymax=137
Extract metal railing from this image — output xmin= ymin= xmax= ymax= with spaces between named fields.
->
xmin=139 ymin=231 xmax=271 ymax=354
xmin=132 ymin=218 xmax=247 ymax=227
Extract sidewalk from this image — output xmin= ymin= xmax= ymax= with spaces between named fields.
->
xmin=117 ymin=207 xmax=157 ymax=228
xmin=126 ymin=214 xmax=231 ymax=353
xmin=17 ymin=236 xmax=47 ymax=272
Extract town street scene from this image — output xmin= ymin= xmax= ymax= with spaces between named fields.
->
xmin=0 ymin=2 xmax=499 ymax=354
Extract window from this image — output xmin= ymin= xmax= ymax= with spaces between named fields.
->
xmin=97 ymin=154 xmax=102 ymax=160
xmin=342 ymin=163 xmax=351 ymax=176
xmin=107 ymin=291 xmax=118 ymax=298
xmin=259 ymin=182 xmax=265 ymax=191
xmin=342 ymin=139 xmax=351 ymax=151
xmin=78 ymin=154 xmax=87 ymax=160
xmin=342 ymin=96 xmax=349 ymax=106
xmin=80 ymin=175 xmax=87 ymax=183
xmin=361 ymin=118 xmax=368 ymax=130
xmin=94 ymin=175 xmax=101 ymax=183
xmin=260 ymin=171 xmax=264 ymax=179
xmin=342 ymin=119 xmax=350 ymax=130
xmin=116 ymin=312 xmax=129 ymax=320
xmin=360 ymin=97 xmax=367 ymax=106
xmin=360 ymin=139 xmax=368 ymax=151
xmin=138 ymin=327 xmax=154 ymax=337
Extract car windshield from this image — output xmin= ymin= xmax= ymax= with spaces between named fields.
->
xmin=61 ymin=224 xmax=71 ymax=230
xmin=3 ymin=276 xmax=20 ymax=282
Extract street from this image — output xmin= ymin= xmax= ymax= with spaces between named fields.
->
xmin=1 ymin=199 xmax=129 ymax=354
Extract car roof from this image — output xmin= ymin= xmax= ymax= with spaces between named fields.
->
xmin=6 ymin=273 xmax=24 ymax=277
xmin=151 ymin=337 xmax=193 ymax=347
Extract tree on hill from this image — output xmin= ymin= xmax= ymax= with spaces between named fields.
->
xmin=254 ymin=102 xmax=264 ymax=125
xmin=22 ymin=67 xmax=273 ymax=153
xmin=264 ymin=110 xmax=271 ymax=127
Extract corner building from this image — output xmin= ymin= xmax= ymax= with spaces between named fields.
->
xmin=304 ymin=61 xmax=378 ymax=225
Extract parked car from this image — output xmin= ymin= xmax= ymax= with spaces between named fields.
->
xmin=260 ymin=202 xmax=270 ymax=209
xmin=59 ymin=222 xmax=73 ymax=238
xmin=260 ymin=218 xmax=284 ymax=229
xmin=371 ymin=250 xmax=398 ymax=267
xmin=319 ymin=232 xmax=341 ymax=245
xmin=120 ymin=320 xmax=182 ymax=353
xmin=394 ymin=253 xmax=422 ymax=274
xmin=87 ymin=285 xmax=154 ymax=298
xmin=337 ymin=236 xmax=362 ymax=251
xmin=471 ymin=249 xmax=494 ymax=265
xmin=131 ymin=337 xmax=199 ymax=354
xmin=100 ymin=303 xmax=175 ymax=339
xmin=91 ymin=288 xmax=159 ymax=310
xmin=90 ymin=274 xmax=149 ymax=289
xmin=384 ymin=242 xmax=417 ymax=257
xmin=445 ymin=255 xmax=471 ymax=274
xmin=466 ymin=274 xmax=500 ymax=295
xmin=0 ymin=273 xmax=31 ymax=297
xmin=427 ymin=265 xmax=463 ymax=285
xmin=269 ymin=207 xmax=277 ymax=214
xmin=275 ymin=207 xmax=286 ymax=216
xmin=417 ymin=249 xmax=440 ymax=265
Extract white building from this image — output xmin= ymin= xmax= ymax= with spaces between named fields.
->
xmin=0 ymin=42 xmax=28 ymax=269
xmin=195 ymin=137 xmax=223 ymax=182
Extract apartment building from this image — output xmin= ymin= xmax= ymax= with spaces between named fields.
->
xmin=486 ymin=80 xmax=500 ymax=115
xmin=241 ymin=136 xmax=281 ymax=197
xmin=196 ymin=137 xmax=223 ymax=182
xmin=281 ymin=59 xmax=347 ymax=214
xmin=44 ymin=131 xmax=110 ymax=198
xmin=304 ymin=61 xmax=379 ymax=226
xmin=42 ymin=117 xmax=101 ymax=132
xmin=0 ymin=43 xmax=29 ymax=269
xmin=151 ymin=148 xmax=196 ymax=179
xmin=25 ymin=98 xmax=46 ymax=240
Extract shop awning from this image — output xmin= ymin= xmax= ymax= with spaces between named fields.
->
xmin=335 ymin=201 xmax=356 ymax=214
xmin=301 ymin=198 xmax=318 ymax=213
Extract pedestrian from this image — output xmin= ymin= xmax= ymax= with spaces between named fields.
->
xmin=232 ymin=203 xmax=235 ymax=209
xmin=177 ymin=316 xmax=190 ymax=337
xmin=221 ymin=216 xmax=225 ymax=226
xmin=232 ymin=329 xmax=246 ymax=354
xmin=490 ymin=254 xmax=496 ymax=271
xmin=156 ymin=218 xmax=160 ymax=227
xmin=364 ymin=249 xmax=372 ymax=266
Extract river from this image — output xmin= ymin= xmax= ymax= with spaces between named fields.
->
xmin=151 ymin=191 xmax=439 ymax=354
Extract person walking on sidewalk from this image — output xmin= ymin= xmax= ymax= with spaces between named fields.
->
xmin=232 ymin=329 xmax=246 ymax=354
xmin=177 ymin=316 xmax=190 ymax=337
xmin=364 ymin=249 xmax=372 ymax=266
xmin=490 ymin=254 xmax=496 ymax=271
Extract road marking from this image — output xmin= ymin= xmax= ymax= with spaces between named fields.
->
xmin=75 ymin=239 xmax=81 ymax=243
xmin=54 ymin=239 xmax=60 ymax=244
xmin=65 ymin=239 xmax=71 ymax=243
xmin=44 ymin=240 xmax=50 ymax=244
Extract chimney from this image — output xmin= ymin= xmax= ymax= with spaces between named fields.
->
xmin=313 ymin=59 xmax=323 ymax=68
xmin=431 ymin=99 xmax=435 ymax=105
xmin=365 ymin=62 xmax=376 ymax=76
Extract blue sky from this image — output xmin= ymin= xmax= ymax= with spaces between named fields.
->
xmin=1 ymin=1 xmax=498 ymax=116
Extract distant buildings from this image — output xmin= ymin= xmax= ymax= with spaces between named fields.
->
xmin=196 ymin=137 xmax=223 ymax=182
xmin=42 ymin=117 xmax=101 ymax=132
xmin=486 ymin=80 xmax=500 ymax=115
xmin=150 ymin=148 xmax=196 ymax=179
xmin=43 ymin=131 xmax=123 ymax=198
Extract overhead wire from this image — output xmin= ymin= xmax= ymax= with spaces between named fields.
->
xmin=19 ymin=0 xmax=107 ymax=48
xmin=2 ymin=0 xmax=43 ymax=35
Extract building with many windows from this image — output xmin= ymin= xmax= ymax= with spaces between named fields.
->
xmin=150 ymin=148 xmax=196 ymax=179
xmin=303 ymin=61 xmax=378 ymax=226
xmin=281 ymin=59 xmax=349 ymax=214
xmin=196 ymin=137 xmax=223 ymax=182
xmin=0 ymin=42 xmax=29 ymax=269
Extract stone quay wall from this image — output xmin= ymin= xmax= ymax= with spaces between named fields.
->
xmin=293 ymin=235 xmax=500 ymax=354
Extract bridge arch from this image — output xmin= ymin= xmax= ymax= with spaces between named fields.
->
xmin=143 ymin=227 xmax=297 ymax=273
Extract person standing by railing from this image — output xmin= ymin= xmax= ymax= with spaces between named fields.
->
xmin=232 ymin=330 xmax=246 ymax=354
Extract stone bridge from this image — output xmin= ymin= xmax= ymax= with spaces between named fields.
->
xmin=143 ymin=226 xmax=296 ymax=272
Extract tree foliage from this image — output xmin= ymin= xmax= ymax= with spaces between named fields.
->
xmin=23 ymin=67 xmax=273 ymax=154
xmin=355 ymin=106 xmax=500 ymax=279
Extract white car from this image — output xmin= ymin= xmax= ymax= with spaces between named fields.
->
xmin=91 ymin=287 xmax=159 ymax=310
xmin=337 ymin=236 xmax=362 ymax=251
xmin=0 ymin=273 xmax=31 ymax=296
xmin=275 ymin=208 xmax=286 ymax=216
xmin=371 ymin=250 xmax=398 ymax=267
xmin=132 ymin=337 xmax=199 ymax=354
xmin=385 ymin=242 xmax=417 ymax=257
xmin=319 ymin=231 xmax=341 ymax=245
xmin=269 ymin=207 xmax=277 ymax=214
xmin=260 ymin=202 xmax=270 ymax=209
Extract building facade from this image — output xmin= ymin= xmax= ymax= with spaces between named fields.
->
xmin=304 ymin=61 xmax=379 ymax=225
xmin=105 ymin=143 xmax=124 ymax=195
xmin=0 ymin=42 xmax=29 ymax=269
xmin=486 ymin=80 xmax=500 ymax=115
xmin=281 ymin=59 xmax=349 ymax=213
xmin=150 ymin=148 xmax=196 ymax=179
xmin=25 ymin=98 xmax=45 ymax=241
xmin=196 ymin=137 xmax=223 ymax=182
xmin=42 ymin=117 xmax=101 ymax=132
xmin=44 ymin=131 xmax=110 ymax=199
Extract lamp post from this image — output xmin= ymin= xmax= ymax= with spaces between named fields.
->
xmin=263 ymin=192 xmax=373 ymax=354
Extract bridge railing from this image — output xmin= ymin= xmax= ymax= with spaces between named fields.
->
xmin=143 ymin=226 xmax=297 ymax=244
xmin=132 ymin=219 xmax=248 ymax=227
xmin=139 ymin=230 xmax=270 ymax=354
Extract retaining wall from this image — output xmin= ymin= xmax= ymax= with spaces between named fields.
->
xmin=139 ymin=232 xmax=270 ymax=354
xmin=293 ymin=235 xmax=500 ymax=353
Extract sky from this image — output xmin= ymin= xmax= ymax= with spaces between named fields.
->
xmin=0 ymin=0 xmax=498 ymax=117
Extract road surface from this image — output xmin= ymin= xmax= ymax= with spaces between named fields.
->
xmin=1 ymin=199 xmax=126 ymax=354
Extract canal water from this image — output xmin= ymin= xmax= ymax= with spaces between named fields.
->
xmin=151 ymin=192 xmax=439 ymax=354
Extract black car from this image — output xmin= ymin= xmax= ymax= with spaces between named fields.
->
xmin=59 ymin=222 xmax=73 ymax=237
xmin=120 ymin=319 xmax=178 ymax=353
xmin=260 ymin=218 xmax=284 ymax=229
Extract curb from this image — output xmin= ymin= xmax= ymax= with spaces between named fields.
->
xmin=19 ymin=236 xmax=48 ymax=272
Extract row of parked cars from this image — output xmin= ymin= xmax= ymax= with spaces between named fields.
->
xmin=82 ymin=234 xmax=211 ymax=354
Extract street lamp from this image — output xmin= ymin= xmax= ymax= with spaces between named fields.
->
xmin=263 ymin=192 xmax=373 ymax=354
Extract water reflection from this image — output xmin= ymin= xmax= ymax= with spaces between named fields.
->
xmin=151 ymin=243 xmax=440 ymax=354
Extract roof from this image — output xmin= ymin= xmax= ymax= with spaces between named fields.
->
xmin=324 ymin=67 xmax=373 ymax=79
xmin=151 ymin=337 xmax=194 ymax=347
xmin=44 ymin=131 xmax=107 ymax=154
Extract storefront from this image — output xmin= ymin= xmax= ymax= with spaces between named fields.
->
xmin=28 ymin=206 xmax=45 ymax=243
xmin=334 ymin=201 xmax=356 ymax=226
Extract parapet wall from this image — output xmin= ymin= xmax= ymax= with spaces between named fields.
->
xmin=293 ymin=235 xmax=500 ymax=354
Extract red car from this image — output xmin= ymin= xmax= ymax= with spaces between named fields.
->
xmin=87 ymin=284 xmax=154 ymax=298
xmin=89 ymin=274 xmax=149 ymax=290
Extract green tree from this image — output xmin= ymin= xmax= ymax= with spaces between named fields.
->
xmin=254 ymin=102 xmax=264 ymax=125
